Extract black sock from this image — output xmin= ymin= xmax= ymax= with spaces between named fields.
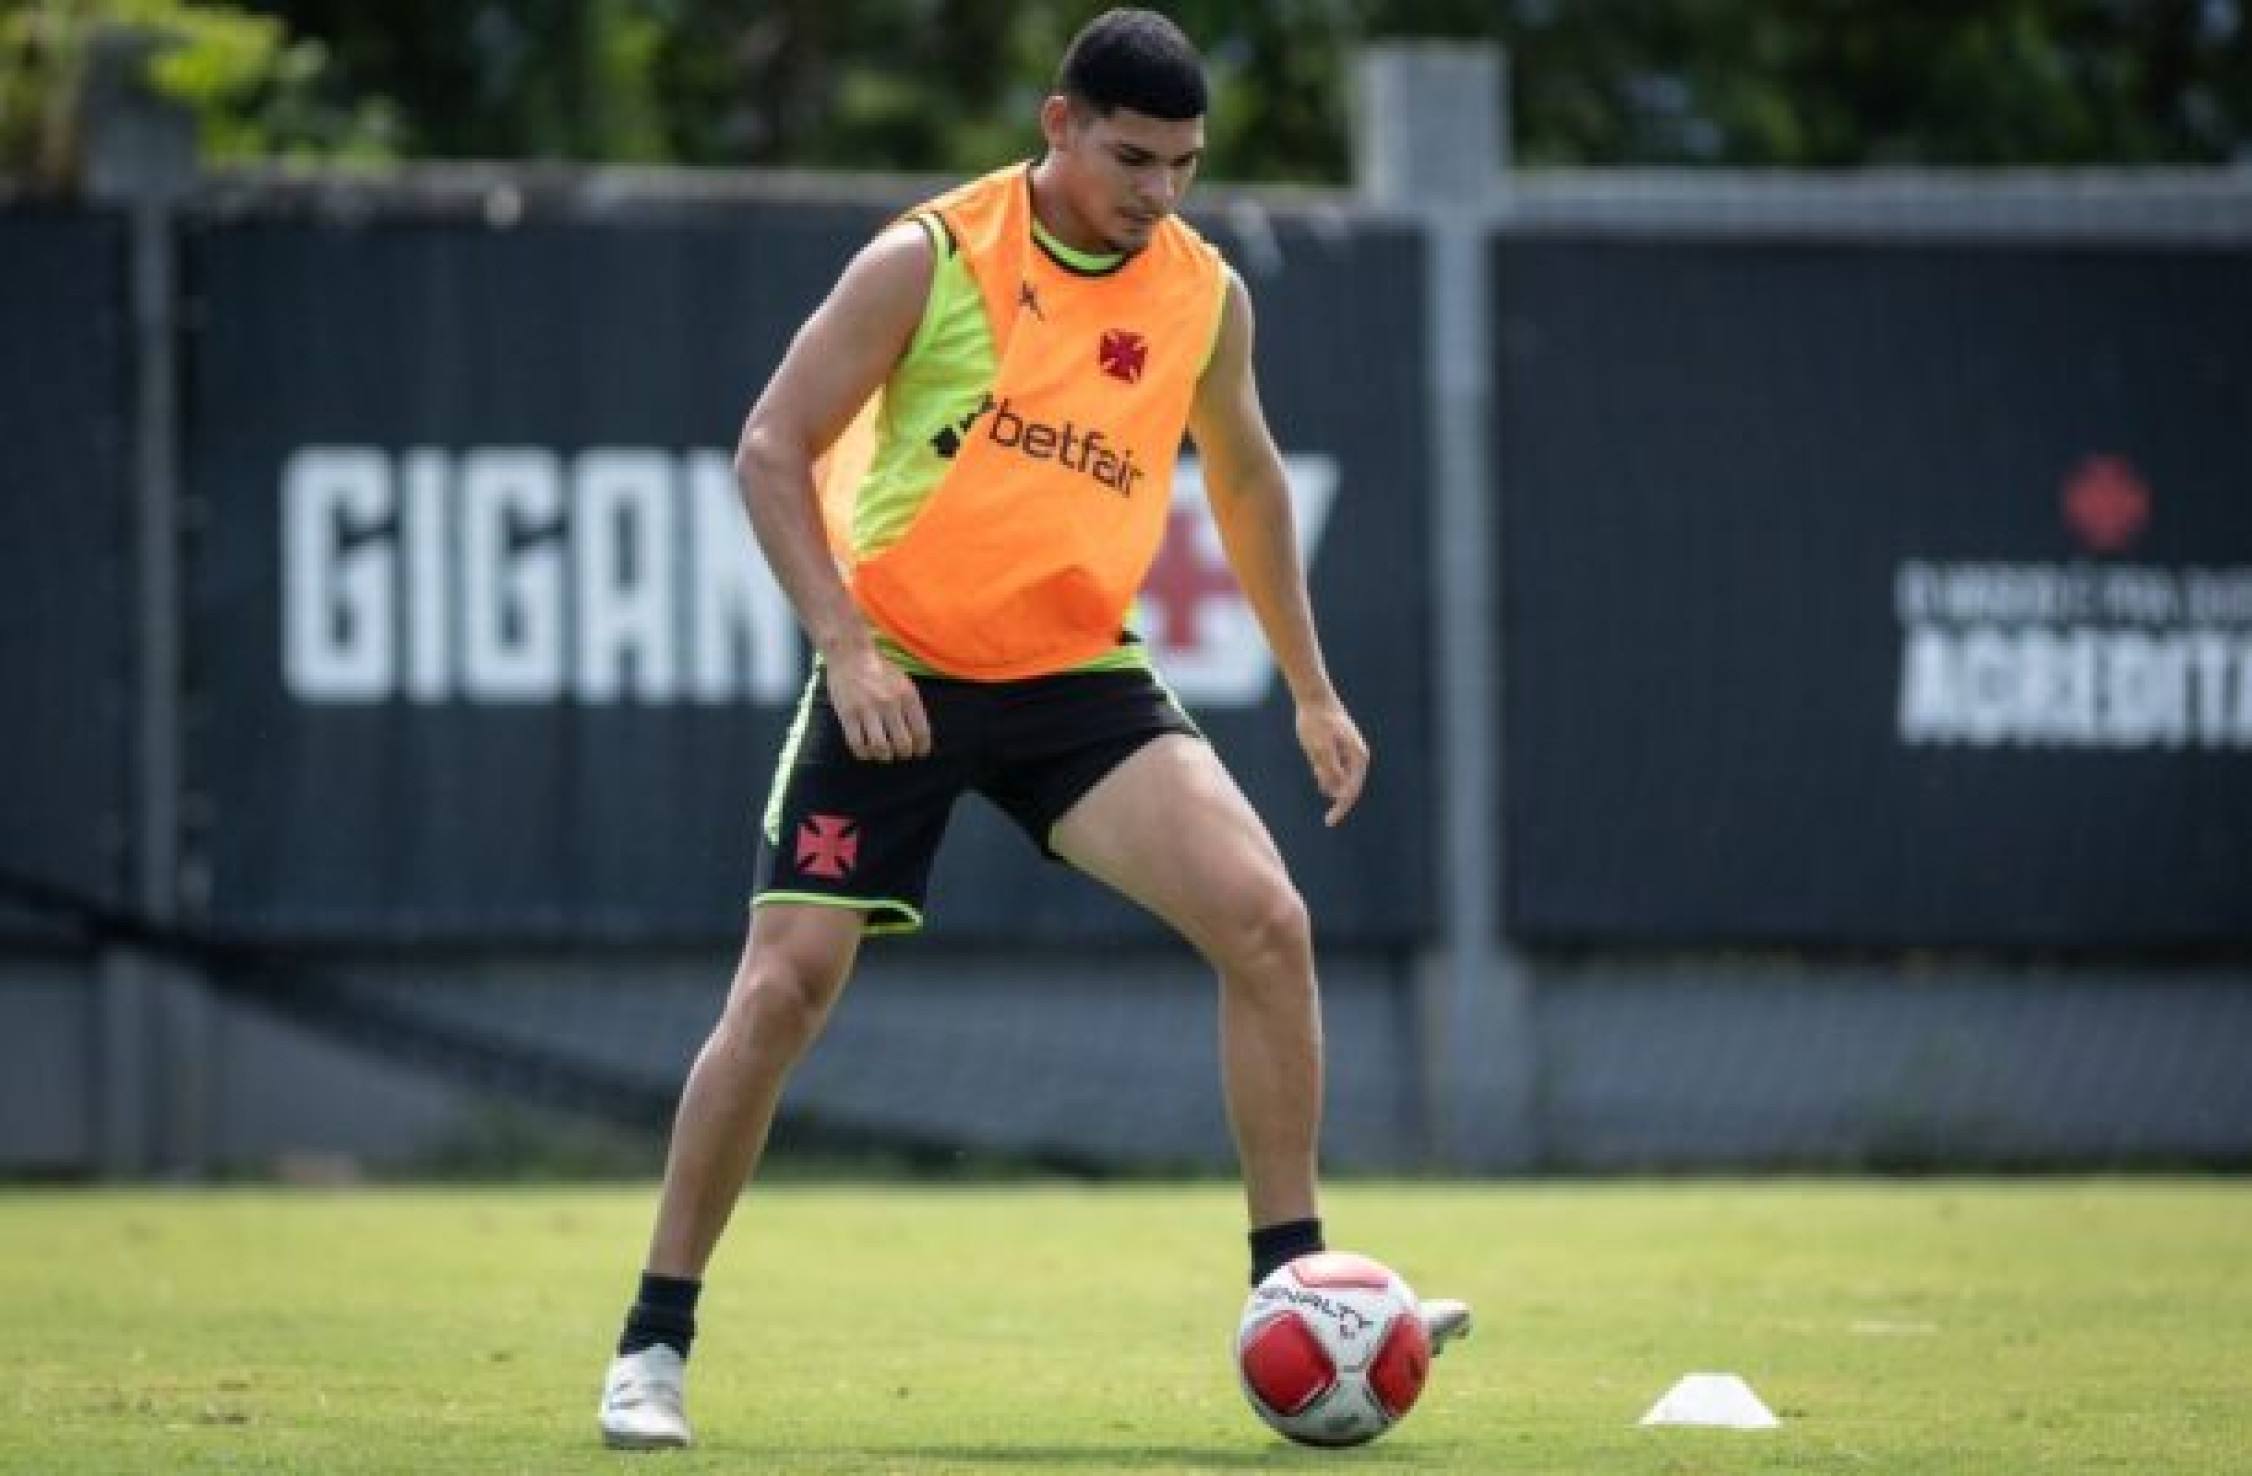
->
xmin=1249 ymin=1217 xmax=1325 ymax=1287
xmin=618 ymin=1271 xmax=701 ymax=1358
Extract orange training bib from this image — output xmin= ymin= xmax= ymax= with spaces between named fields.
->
xmin=820 ymin=165 xmax=1226 ymax=680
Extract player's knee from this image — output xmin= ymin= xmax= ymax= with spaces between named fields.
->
xmin=720 ymin=956 xmax=845 ymax=1059
xmin=1214 ymin=875 xmax=1313 ymax=985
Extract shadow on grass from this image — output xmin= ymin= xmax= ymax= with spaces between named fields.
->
xmin=840 ymin=1444 xmax=1441 ymax=1468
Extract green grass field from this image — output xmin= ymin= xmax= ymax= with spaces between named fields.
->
xmin=5 ymin=1180 xmax=2246 ymax=1472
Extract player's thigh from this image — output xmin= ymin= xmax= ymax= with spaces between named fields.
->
xmin=1049 ymin=733 xmax=1299 ymax=956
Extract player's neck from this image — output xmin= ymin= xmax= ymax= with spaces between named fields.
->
xmin=1027 ymin=156 xmax=1114 ymax=258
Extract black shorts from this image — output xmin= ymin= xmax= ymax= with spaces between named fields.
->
xmin=753 ymin=663 xmax=1201 ymax=935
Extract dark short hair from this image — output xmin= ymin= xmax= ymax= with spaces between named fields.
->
xmin=1057 ymin=9 xmax=1208 ymax=121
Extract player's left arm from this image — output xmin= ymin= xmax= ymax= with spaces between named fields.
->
xmin=1187 ymin=266 xmax=1368 ymax=827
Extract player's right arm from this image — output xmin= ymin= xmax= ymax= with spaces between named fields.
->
xmin=735 ymin=221 xmax=934 ymax=762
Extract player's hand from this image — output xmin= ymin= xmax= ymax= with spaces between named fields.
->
xmin=825 ymin=646 xmax=932 ymax=762
xmin=1295 ymin=695 xmax=1368 ymax=827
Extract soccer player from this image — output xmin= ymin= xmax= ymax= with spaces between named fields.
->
xmin=599 ymin=9 xmax=1469 ymax=1449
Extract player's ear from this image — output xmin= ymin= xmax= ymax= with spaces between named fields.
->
xmin=1038 ymin=95 xmax=1076 ymax=155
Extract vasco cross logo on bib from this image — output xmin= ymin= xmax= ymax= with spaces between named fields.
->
xmin=1098 ymin=329 xmax=1148 ymax=384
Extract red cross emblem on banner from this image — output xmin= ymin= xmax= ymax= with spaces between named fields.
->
xmin=1145 ymin=505 xmax=1241 ymax=649
xmin=2061 ymin=454 xmax=2150 ymax=555
xmin=795 ymin=814 xmax=860 ymax=880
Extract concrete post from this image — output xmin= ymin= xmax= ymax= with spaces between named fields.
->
xmin=82 ymin=27 xmax=208 ymax=1177
xmin=1354 ymin=44 xmax=1536 ymax=1171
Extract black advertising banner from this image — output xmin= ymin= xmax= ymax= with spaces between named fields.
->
xmin=1497 ymin=238 xmax=2252 ymax=947
xmin=186 ymin=202 xmax=1429 ymax=943
xmin=0 ymin=213 xmax=133 ymax=936
xmin=184 ymin=207 xmax=869 ymax=941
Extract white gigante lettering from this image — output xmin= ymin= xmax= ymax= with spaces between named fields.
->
xmin=283 ymin=446 xmax=394 ymax=702
xmin=401 ymin=447 xmax=451 ymax=703
xmin=687 ymin=450 xmax=798 ymax=703
xmin=461 ymin=448 xmax=565 ymax=702
xmin=574 ymin=449 xmax=678 ymax=703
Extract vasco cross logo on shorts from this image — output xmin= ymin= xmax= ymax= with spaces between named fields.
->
xmin=795 ymin=814 xmax=860 ymax=880
xmin=1098 ymin=329 xmax=1147 ymax=384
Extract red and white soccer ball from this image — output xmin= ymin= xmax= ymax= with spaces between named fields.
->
xmin=1235 ymin=1251 xmax=1431 ymax=1447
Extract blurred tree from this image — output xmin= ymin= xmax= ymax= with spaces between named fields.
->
xmin=646 ymin=0 xmax=1040 ymax=171
xmin=0 ymin=0 xmax=394 ymax=189
xmin=246 ymin=0 xmax=663 ymax=160
xmin=1376 ymin=0 xmax=2252 ymax=168
xmin=33 ymin=0 xmax=2249 ymax=179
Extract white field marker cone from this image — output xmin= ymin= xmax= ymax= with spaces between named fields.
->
xmin=1638 ymin=1372 xmax=1781 ymax=1429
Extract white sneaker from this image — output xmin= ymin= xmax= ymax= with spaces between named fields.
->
xmin=1422 ymin=1297 xmax=1473 ymax=1356
xmin=599 ymin=1344 xmax=692 ymax=1450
